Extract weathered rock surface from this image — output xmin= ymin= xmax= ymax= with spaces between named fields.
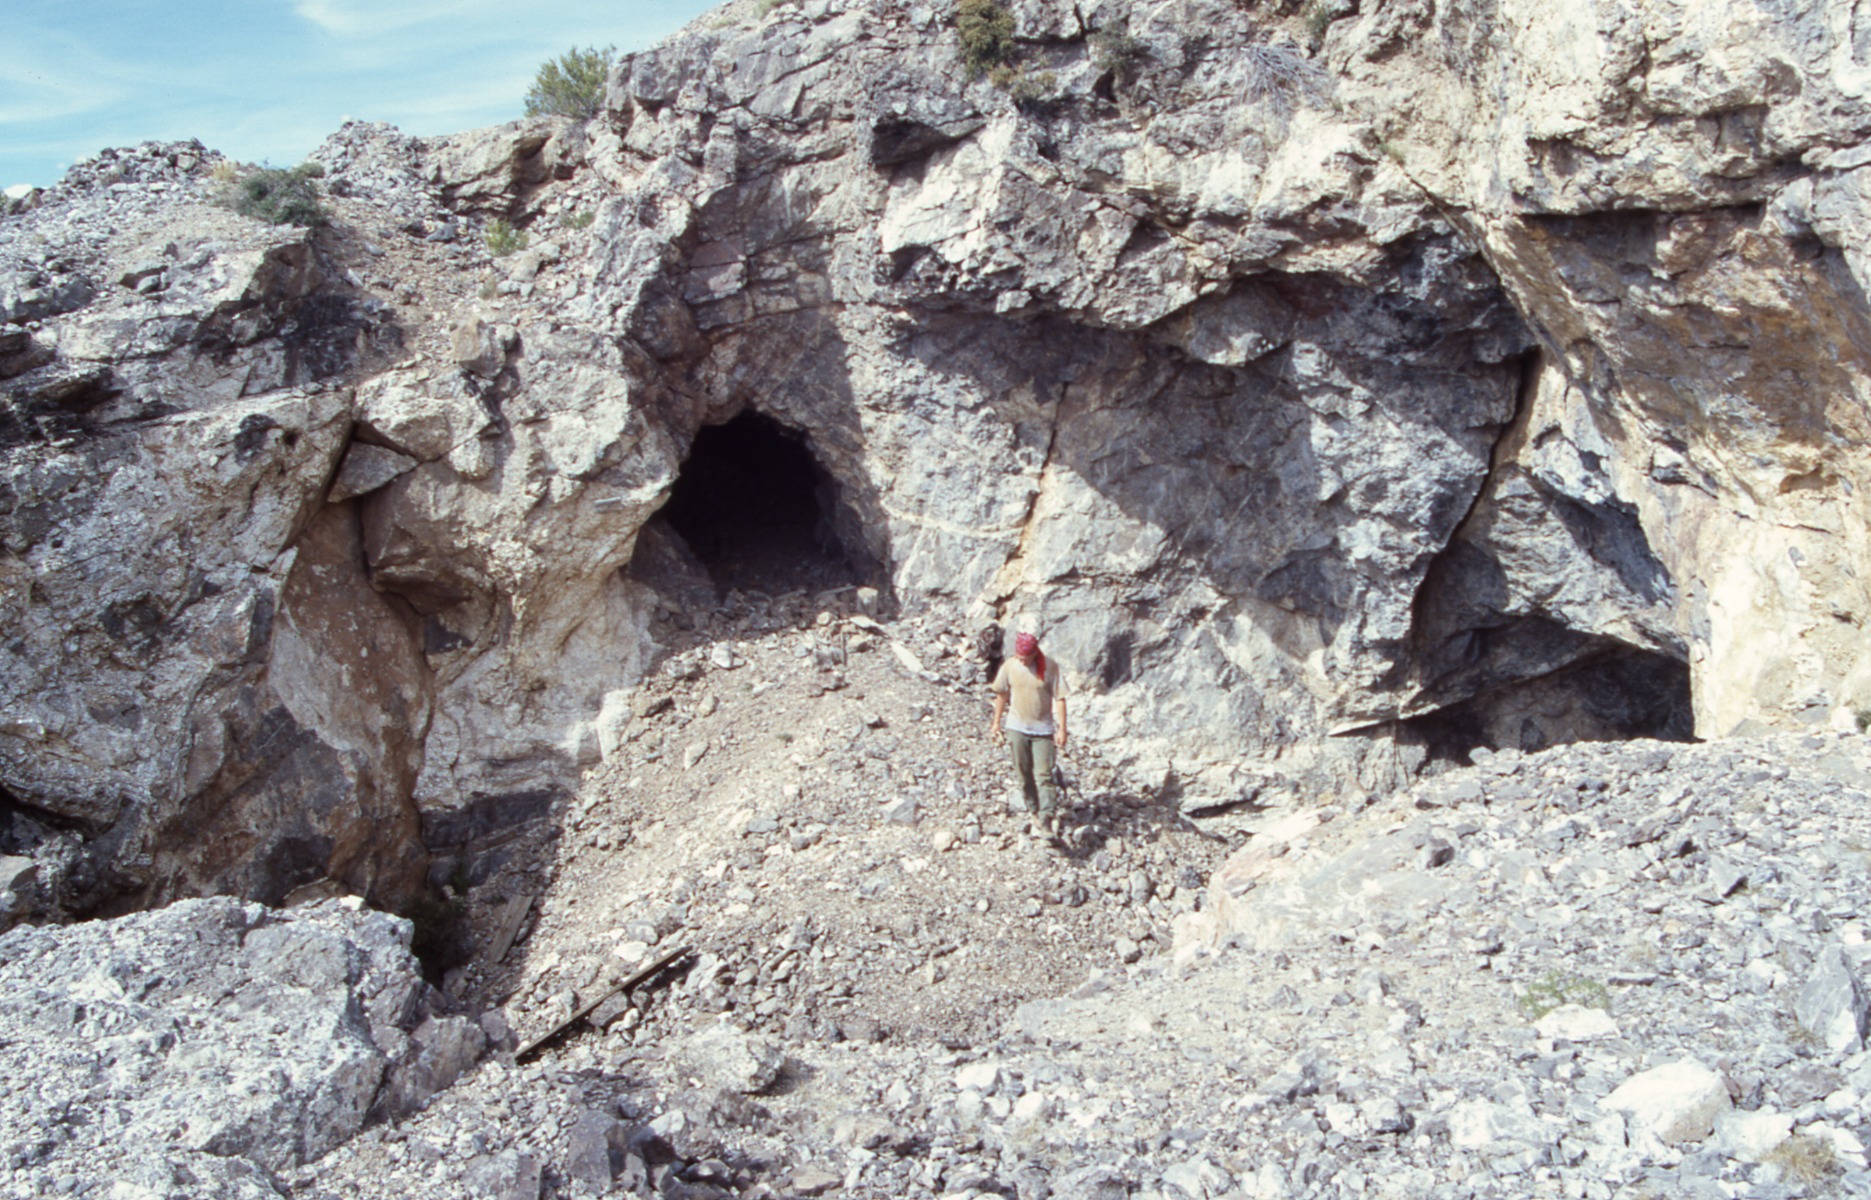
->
xmin=0 ymin=141 xmax=424 ymax=914
xmin=0 ymin=896 xmax=481 ymax=1198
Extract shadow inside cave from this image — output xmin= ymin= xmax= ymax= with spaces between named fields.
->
xmin=654 ymin=410 xmax=871 ymax=602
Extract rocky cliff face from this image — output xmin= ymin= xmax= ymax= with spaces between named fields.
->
xmin=4 ymin=0 xmax=1870 ymax=911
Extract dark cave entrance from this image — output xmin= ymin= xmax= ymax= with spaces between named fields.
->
xmin=653 ymin=410 xmax=866 ymax=598
xmin=1395 ymin=641 xmax=1696 ymax=766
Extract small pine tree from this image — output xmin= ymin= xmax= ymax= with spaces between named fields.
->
xmin=524 ymin=45 xmax=616 ymax=120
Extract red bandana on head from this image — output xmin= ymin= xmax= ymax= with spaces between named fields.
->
xmin=1014 ymin=632 xmax=1045 ymax=680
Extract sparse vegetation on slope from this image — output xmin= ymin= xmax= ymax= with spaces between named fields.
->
xmin=484 ymin=217 xmax=528 ymax=257
xmin=222 ymin=162 xmax=329 ymax=227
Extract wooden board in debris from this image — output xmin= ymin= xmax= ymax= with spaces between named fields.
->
xmin=514 ymin=943 xmax=693 ymax=1062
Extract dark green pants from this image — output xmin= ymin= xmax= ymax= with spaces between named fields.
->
xmin=1007 ymin=730 xmax=1058 ymax=815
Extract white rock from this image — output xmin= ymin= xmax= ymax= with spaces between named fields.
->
xmin=669 ymin=1023 xmax=784 ymax=1094
xmin=1011 ymin=1091 xmax=1052 ymax=1123
xmin=1711 ymin=1108 xmax=1791 ymax=1162
xmin=1600 ymin=1059 xmax=1731 ymax=1144
xmin=1160 ymin=1156 xmax=1232 ymax=1200
xmin=1448 ymin=1098 xmax=1551 ymax=1149
xmin=1534 ymin=1003 xmax=1621 ymax=1042
xmin=954 ymin=1062 xmax=1001 ymax=1093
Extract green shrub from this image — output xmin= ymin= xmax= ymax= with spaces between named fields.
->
xmin=524 ymin=44 xmax=615 ymax=120
xmin=563 ymin=209 xmax=597 ymax=231
xmin=957 ymin=0 xmax=1017 ymax=79
xmin=1517 ymin=970 xmax=1610 ymax=1020
xmin=1090 ymin=28 xmax=1146 ymax=78
xmin=1302 ymin=0 xmax=1337 ymax=40
xmin=1000 ymin=66 xmax=1058 ymax=105
xmin=225 ymin=163 xmax=329 ymax=227
xmin=485 ymin=218 xmax=528 ymax=257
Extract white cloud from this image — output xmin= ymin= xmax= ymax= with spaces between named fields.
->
xmin=0 ymin=33 xmax=130 ymax=124
xmin=292 ymin=0 xmax=475 ymax=38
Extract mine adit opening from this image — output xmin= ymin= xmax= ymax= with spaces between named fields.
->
xmin=655 ymin=410 xmax=867 ymax=598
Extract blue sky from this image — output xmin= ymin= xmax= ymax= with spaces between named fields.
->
xmin=3 ymin=0 xmax=724 ymax=191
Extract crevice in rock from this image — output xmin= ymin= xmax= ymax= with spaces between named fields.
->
xmin=651 ymin=409 xmax=873 ymax=601
xmin=0 ymin=783 xmax=90 ymax=851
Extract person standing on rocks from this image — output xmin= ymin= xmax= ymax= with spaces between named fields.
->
xmin=989 ymin=631 xmax=1068 ymax=834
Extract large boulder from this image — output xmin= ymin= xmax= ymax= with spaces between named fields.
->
xmin=0 ymin=897 xmax=483 ymax=1195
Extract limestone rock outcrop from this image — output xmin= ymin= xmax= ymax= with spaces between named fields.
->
xmin=5 ymin=0 xmax=1871 ymax=910
xmin=0 ymin=896 xmax=483 ymax=1196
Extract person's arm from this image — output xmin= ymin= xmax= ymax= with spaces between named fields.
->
xmin=990 ymin=691 xmax=1007 ymax=741
xmin=1053 ymin=696 xmax=1067 ymax=750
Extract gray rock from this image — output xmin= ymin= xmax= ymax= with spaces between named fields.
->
xmin=564 ymin=1109 xmax=626 ymax=1191
xmin=1160 ymin=1156 xmax=1232 ymax=1200
xmin=462 ymin=1150 xmax=543 ymax=1200
xmin=670 ymin=1023 xmax=785 ymax=1094
xmin=1419 ymin=836 xmax=1455 ymax=870
xmin=328 ymin=441 xmax=419 ymax=502
xmin=1796 ymin=945 xmax=1871 ymax=1054
xmin=1053 ymin=1165 xmax=1132 ymax=1200
xmin=0 ymin=897 xmax=459 ymax=1186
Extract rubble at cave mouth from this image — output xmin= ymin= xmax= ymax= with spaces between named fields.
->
xmin=656 ymin=410 xmax=862 ymax=598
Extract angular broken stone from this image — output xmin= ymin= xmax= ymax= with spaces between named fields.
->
xmin=1796 ymin=944 xmax=1871 ymax=1054
xmin=1419 ymin=836 xmax=1455 ymax=869
xmin=1534 ymin=1003 xmax=1620 ymax=1042
xmin=954 ymin=1061 xmax=1001 ymax=1093
xmin=1361 ymin=1095 xmax=1413 ymax=1135
xmin=451 ymin=317 xmax=515 ymax=378
xmin=1711 ymin=1107 xmax=1792 ymax=1162
xmin=462 ymin=1150 xmax=543 ymax=1200
xmin=670 ymin=1023 xmax=784 ymax=1093
xmin=1447 ymin=1098 xmax=1551 ymax=1149
xmin=328 ymin=442 xmax=419 ymax=502
xmin=787 ymin=1165 xmax=843 ymax=1196
xmin=1160 ymin=1156 xmax=1233 ymax=1200
xmin=564 ymin=1110 xmax=625 ymax=1191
